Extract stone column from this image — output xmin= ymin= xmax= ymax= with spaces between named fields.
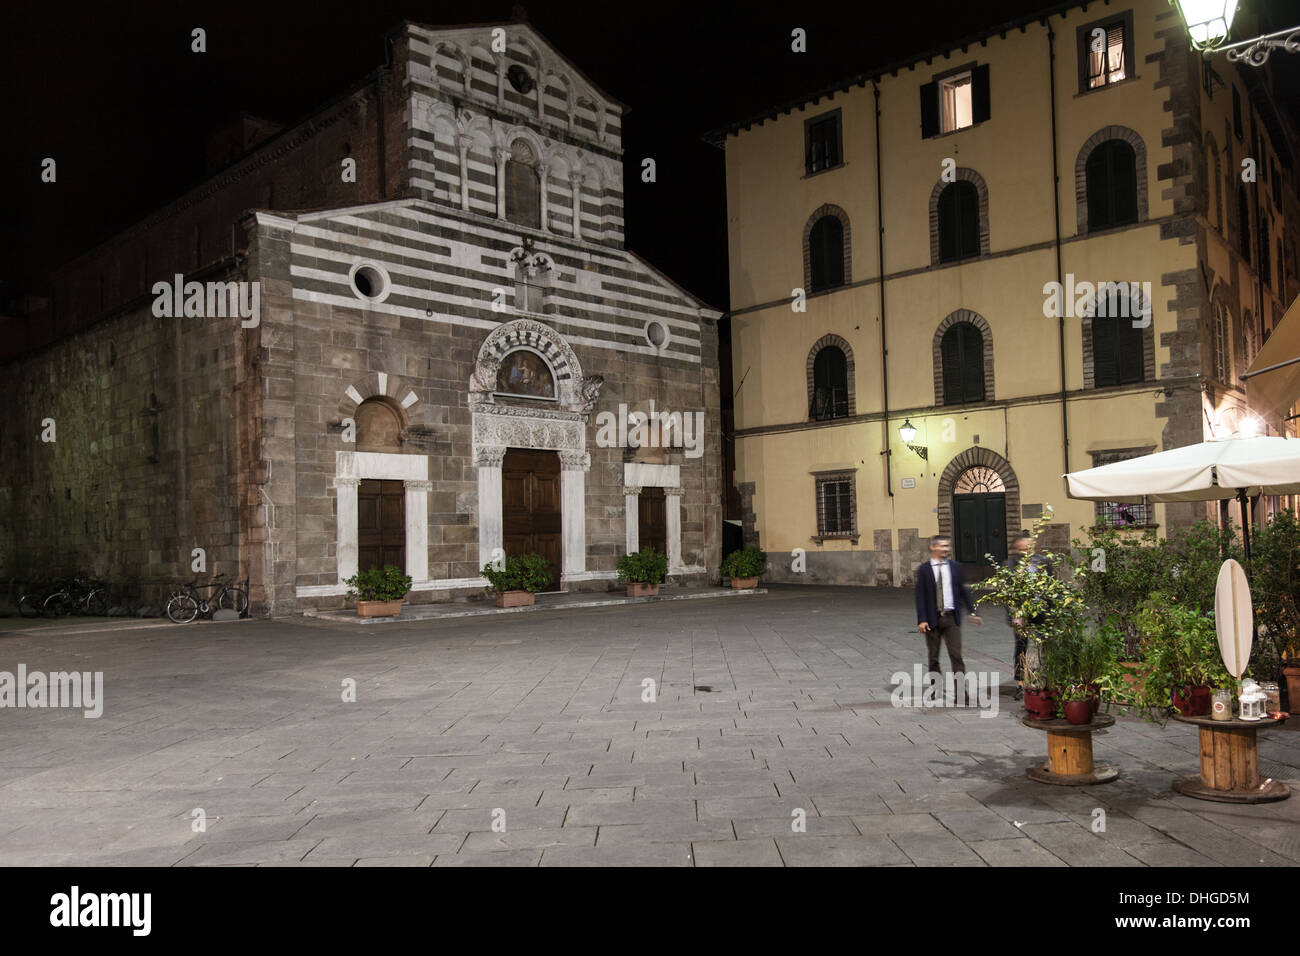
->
xmin=404 ymin=479 xmax=432 ymax=583
xmin=666 ymin=487 xmax=684 ymax=572
xmin=624 ymin=486 xmax=641 ymax=555
xmin=476 ymin=445 xmax=506 ymax=570
xmin=560 ymin=451 xmax=590 ymax=575
xmin=494 ymin=147 xmax=509 ymax=220
xmin=456 ymin=135 xmax=472 ymax=212
xmin=335 ymin=477 xmax=360 ymax=584
xmin=537 ymin=161 xmax=550 ymax=233
xmin=570 ymin=174 xmax=583 ymax=240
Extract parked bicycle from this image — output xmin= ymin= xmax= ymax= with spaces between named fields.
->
xmin=18 ymin=577 xmax=110 ymax=618
xmin=165 ymin=575 xmax=249 ymax=624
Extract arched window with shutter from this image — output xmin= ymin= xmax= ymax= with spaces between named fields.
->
xmin=1091 ymin=312 xmax=1145 ymax=387
xmin=937 ymin=181 xmax=980 ymax=262
xmin=808 ymin=215 xmax=845 ymax=292
xmin=940 ymin=322 xmax=985 ymax=404
xmin=1085 ymin=139 xmax=1138 ymax=231
xmin=810 ymin=346 xmax=849 ymax=420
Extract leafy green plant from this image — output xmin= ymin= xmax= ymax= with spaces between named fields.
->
xmin=1252 ymin=509 xmax=1300 ymax=667
xmin=976 ymin=508 xmax=1086 ymax=647
xmin=481 ymin=553 xmax=550 ymax=593
xmin=617 ymin=547 xmax=668 ymax=585
xmin=344 ymin=565 xmax=412 ymax=603
xmin=1107 ymin=593 xmax=1234 ymax=722
xmin=721 ymin=546 xmax=767 ymax=580
xmin=1069 ymin=519 xmax=1240 ymax=658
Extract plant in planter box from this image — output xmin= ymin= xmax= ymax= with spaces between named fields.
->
xmin=481 ymin=553 xmax=550 ymax=607
xmin=617 ymin=547 xmax=668 ymax=597
xmin=344 ymin=565 xmax=413 ymax=618
xmin=720 ymin=546 xmax=767 ymax=588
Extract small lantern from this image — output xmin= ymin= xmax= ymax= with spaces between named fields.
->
xmin=1171 ymin=0 xmax=1237 ymax=50
xmin=1238 ymin=680 xmax=1266 ymax=721
xmin=899 ymin=419 xmax=917 ymax=444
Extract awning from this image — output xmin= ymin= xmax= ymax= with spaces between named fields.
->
xmin=1245 ymin=293 xmax=1300 ymax=420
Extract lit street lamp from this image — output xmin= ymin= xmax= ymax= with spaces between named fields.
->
xmin=898 ymin=419 xmax=928 ymax=460
xmin=1172 ymin=0 xmax=1300 ymax=65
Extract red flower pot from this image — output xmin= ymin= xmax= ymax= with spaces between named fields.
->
xmin=1172 ymin=685 xmax=1211 ymax=717
xmin=1064 ymin=700 xmax=1093 ymax=725
xmin=1024 ymin=690 xmax=1057 ymax=720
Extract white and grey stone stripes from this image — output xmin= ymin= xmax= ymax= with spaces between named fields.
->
xmin=280 ymin=201 xmax=706 ymax=364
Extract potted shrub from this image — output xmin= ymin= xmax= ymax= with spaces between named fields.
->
xmin=344 ymin=565 xmax=412 ymax=618
xmin=617 ymin=546 xmax=668 ymax=597
xmin=1060 ymin=684 xmax=1094 ymax=725
xmin=1127 ymin=595 xmax=1230 ymax=719
xmin=721 ymin=546 xmax=767 ymax=589
xmin=482 ymin=553 xmax=549 ymax=607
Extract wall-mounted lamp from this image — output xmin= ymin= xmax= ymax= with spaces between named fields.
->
xmin=898 ymin=419 xmax=928 ymax=461
xmin=1172 ymin=0 xmax=1300 ymax=65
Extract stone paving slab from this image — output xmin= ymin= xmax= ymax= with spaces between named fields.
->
xmin=2 ymin=585 xmax=1297 ymax=866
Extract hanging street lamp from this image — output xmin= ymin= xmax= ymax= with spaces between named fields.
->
xmin=1171 ymin=0 xmax=1300 ymax=65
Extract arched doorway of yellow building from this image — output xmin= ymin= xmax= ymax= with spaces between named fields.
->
xmin=936 ymin=447 xmax=1020 ymax=574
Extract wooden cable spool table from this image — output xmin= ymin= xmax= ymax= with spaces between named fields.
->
xmin=1020 ymin=713 xmax=1118 ymax=785
xmin=1170 ymin=713 xmax=1290 ymax=804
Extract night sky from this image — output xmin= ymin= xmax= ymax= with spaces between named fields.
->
xmin=6 ymin=0 xmax=1300 ymax=314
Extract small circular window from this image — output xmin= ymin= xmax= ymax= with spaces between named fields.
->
xmin=645 ymin=320 xmax=669 ymax=349
xmin=349 ymin=263 xmax=391 ymax=303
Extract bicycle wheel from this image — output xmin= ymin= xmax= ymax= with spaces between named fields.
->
xmin=43 ymin=592 xmax=72 ymax=617
xmin=84 ymin=588 xmax=110 ymax=617
xmin=218 ymin=587 xmax=249 ymax=616
xmin=166 ymin=594 xmax=199 ymax=624
xmin=18 ymin=593 xmax=43 ymax=617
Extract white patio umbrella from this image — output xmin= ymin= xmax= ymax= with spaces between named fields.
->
xmin=1064 ymin=435 xmax=1300 ymax=562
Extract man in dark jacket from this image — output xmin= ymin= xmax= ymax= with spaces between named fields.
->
xmin=915 ymin=534 xmax=981 ymax=676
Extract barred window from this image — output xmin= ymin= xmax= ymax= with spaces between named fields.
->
xmin=813 ymin=471 xmax=857 ymax=540
xmin=1091 ymin=450 xmax=1153 ymax=528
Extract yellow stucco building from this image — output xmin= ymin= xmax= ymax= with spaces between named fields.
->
xmin=711 ymin=0 xmax=1298 ymax=586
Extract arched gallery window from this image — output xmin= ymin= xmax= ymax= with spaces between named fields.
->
xmin=505 ymin=140 xmax=541 ymax=228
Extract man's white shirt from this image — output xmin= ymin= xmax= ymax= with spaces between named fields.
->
xmin=929 ymin=558 xmax=955 ymax=612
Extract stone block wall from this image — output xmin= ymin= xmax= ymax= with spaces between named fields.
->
xmin=0 ymin=270 xmax=250 ymax=606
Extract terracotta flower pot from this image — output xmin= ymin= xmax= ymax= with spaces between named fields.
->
xmin=626 ymin=582 xmax=660 ymax=598
xmin=495 ymin=590 xmax=535 ymax=608
xmin=1283 ymin=666 xmax=1300 ymax=714
xmin=730 ymin=577 xmax=759 ymax=589
xmin=1024 ymin=689 xmax=1057 ymax=720
xmin=1063 ymin=700 xmax=1093 ymax=725
xmin=357 ymin=599 xmax=404 ymax=618
xmin=1172 ymin=684 xmax=1211 ymax=717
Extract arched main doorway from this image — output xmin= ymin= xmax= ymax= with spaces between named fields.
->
xmin=952 ymin=466 xmax=1007 ymax=566
xmin=937 ymin=448 xmax=1020 ymax=573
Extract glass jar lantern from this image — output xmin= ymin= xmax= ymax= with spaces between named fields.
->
xmin=1261 ymin=681 xmax=1281 ymax=714
xmin=1211 ymin=688 xmax=1232 ymax=721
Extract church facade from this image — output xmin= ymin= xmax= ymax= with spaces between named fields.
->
xmin=2 ymin=18 xmax=723 ymax=615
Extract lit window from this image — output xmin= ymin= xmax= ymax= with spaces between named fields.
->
xmin=939 ymin=72 xmax=973 ymax=133
xmin=1088 ymin=24 xmax=1127 ymax=88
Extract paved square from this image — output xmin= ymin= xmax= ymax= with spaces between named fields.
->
xmin=2 ymin=586 xmax=1298 ymax=866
